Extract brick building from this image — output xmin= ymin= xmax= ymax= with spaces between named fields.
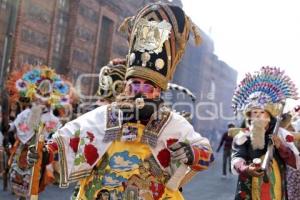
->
xmin=0 ymin=0 xmax=160 ymax=96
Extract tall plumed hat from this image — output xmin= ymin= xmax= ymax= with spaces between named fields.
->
xmin=97 ymin=58 xmax=126 ymax=101
xmin=232 ymin=66 xmax=298 ymax=117
xmin=6 ymin=64 xmax=72 ymax=107
xmin=120 ymin=2 xmax=201 ymax=90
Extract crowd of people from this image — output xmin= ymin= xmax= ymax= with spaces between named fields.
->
xmin=0 ymin=2 xmax=300 ymax=200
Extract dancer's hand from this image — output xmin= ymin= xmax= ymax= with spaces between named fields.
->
xmin=169 ymin=142 xmax=194 ymax=165
xmin=246 ymin=163 xmax=264 ymax=177
xmin=27 ymin=145 xmax=39 ymax=167
xmin=271 ymin=135 xmax=282 ymax=149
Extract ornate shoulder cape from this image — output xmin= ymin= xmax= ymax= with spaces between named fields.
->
xmin=53 ymin=104 xmax=212 ymax=188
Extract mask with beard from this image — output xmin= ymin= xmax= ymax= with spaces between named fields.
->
xmin=115 ymin=93 xmax=163 ymax=124
xmin=249 ymin=118 xmax=270 ymax=150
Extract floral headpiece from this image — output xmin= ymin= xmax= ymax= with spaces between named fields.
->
xmin=232 ymin=66 xmax=298 ymax=117
xmin=8 ymin=65 xmax=72 ymax=107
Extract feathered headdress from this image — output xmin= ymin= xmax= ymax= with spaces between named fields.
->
xmin=232 ymin=66 xmax=298 ymax=117
xmin=6 ymin=65 xmax=72 ymax=107
xmin=6 ymin=64 xmax=31 ymax=104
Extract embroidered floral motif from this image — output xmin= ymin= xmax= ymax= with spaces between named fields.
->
xmin=236 ymin=173 xmax=252 ymax=200
xmin=18 ymin=122 xmax=30 ymax=133
xmin=69 ymin=137 xmax=80 ymax=153
xmin=156 ymin=138 xmax=180 ymax=168
xmin=86 ymin=131 xmax=95 ymax=142
xmin=74 ymin=130 xmax=99 ymax=166
xmin=166 ymin=138 xmax=178 ymax=147
xmin=150 ymin=182 xmax=165 ymax=200
xmin=239 ymin=191 xmax=247 ymax=199
xmin=102 ymin=172 xmax=127 ymax=187
xmin=84 ymin=144 xmax=99 ymax=166
xmin=109 ymin=151 xmax=141 ymax=171
xmin=285 ymin=135 xmax=294 ymax=142
xmin=157 ymin=149 xmax=171 ymax=168
xmin=74 ymin=154 xmax=86 ymax=166
xmin=69 ymin=130 xmax=80 ymax=153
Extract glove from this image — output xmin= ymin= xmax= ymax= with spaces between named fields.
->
xmin=27 ymin=145 xmax=39 ymax=167
xmin=169 ymin=142 xmax=194 ymax=165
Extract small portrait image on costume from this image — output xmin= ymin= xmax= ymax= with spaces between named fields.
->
xmin=121 ymin=124 xmax=138 ymax=141
xmin=96 ymin=189 xmax=110 ymax=200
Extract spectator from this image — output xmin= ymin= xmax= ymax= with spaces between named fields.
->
xmin=217 ymin=123 xmax=235 ymax=178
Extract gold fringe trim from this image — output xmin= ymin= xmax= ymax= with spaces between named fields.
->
xmin=190 ymin=19 xmax=202 ymax=46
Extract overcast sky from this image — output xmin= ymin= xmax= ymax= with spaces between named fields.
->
xmin=182 ymin=0 xmax=300 ymax=109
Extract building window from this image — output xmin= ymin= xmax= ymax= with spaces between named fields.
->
xmin=21 ymin=28 xmax=49 ymax=49
xmin=79 ymin=3 xmax=98 ymax=24
xmin=1 ymin=0 xmax=7 ymax=9
xmin=97 ymin=16 xmax=114 ymax=68
xmin=76 ymin=26 xmax=94 ymax=43
xmin=52 ymin=0 xmax=69 ymax=69
xmin=58 ymin=0 xmax=69 ymax=11
xmin=73 ymin=49 xmax=92 ymax=64
xmin=19 ymin=53 xmax=45 ymax=65
xmin=25 ymin=1 xmax=51 ymax=24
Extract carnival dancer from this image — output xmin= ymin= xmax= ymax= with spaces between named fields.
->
xmin=216 ymin=123 xmax=235 ymax=178
xmin=6 ymin=65 xmax=71 ymax=199
xmin=29 ymin=3 xmax=213 ymax=200
xmin=281 ymin=106 xmax=300 ymax=200
xmin=231 ymin=66 xmax=300 ymax=200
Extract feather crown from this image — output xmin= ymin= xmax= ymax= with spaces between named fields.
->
xmin=232 ymin=66 xmax=298 ymax=117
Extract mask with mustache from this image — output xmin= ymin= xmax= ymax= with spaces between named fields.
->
xmin=115 ymin=93 xmax=163 ymax=124
xmin=249 ymin=118 xmax=269 ymax=150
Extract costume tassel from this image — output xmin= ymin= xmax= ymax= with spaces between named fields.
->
xmin=191 ymin=20 xmax=202 ymax=46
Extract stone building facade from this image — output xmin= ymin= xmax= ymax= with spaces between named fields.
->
xmin=170 ymin=30 xmax=237 ymax=141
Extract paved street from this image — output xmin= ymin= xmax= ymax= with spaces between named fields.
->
xmin=0 ymin=152 xmax=237 ymax=200
xmin=182 ymin=152 xmax=237 ymax=200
